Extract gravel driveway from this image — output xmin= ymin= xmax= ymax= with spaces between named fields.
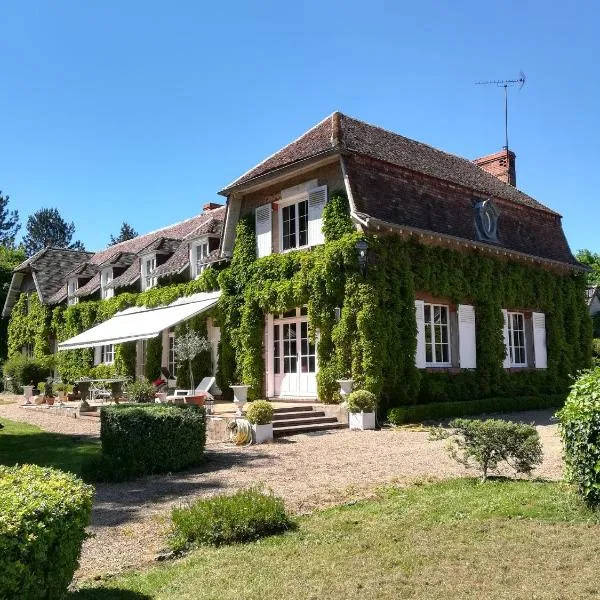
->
xmin=0 ymin=399 xmax=564 ymax=581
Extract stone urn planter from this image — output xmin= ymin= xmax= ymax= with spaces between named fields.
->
xmin=336 ymin=378 xmax=354 ymax=399
xmin=230 ymin=385 xmax=250 ymax=417
xmin=349 ymin=411 xmax=376 ymax=431
xmin=23 ymin=385 xmax=34 ymax=400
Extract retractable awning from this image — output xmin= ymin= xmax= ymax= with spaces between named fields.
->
xmin=57 ymin=291 xmax=220 ymax=351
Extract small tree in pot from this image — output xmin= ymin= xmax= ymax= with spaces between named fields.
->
xmin=246 ymin=400 xmax=274 ymax=443
xmin=347 ymin=390 xmax=377 ymax=430
xmin=174 ymin=330 xmax=211 ymax=396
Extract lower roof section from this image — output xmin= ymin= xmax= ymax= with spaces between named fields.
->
xmin=57 ymin=291 xmax=220 ymax=351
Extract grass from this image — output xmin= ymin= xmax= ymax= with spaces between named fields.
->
xmin=0 ymin=418 xmax=100 ymax=477
xmin=73 ymin=478 xmax=600 ymax=599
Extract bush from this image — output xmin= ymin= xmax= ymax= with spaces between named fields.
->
xmin=0 ymin=464 xmax=94 ymax=599
xmin=2 ymin=355 xmax=50 ymax=392
xmin=432 ymin=418 xmax=543 ymax=481
xmin=94 ymin=404 xmax=206 ymax=481
xmin=21 ymin=359 xmax=51 ymax=388
xmin=43 ymin=380 xmax=53 ymax=397
xmin=557 ymin=368 xmax=600 ymax=506
xmin=169 ymin=487 xmax=293 ymax=551
xmin=387 ymin=395 xmax=565 ymax=424
xmin=346 ymin=389 xmax=377 ymax=413
xmin=246 ymin=400 xmax=274 ymax=424
xmin=125 ymin=377 xmax=155 ymax=403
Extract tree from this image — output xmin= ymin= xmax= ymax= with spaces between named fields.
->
xmin=23 ymin=208 xmax=85 ymax=257
xmin=576 ymin=249 xmax=600 ymax=286
xmin=0 ymin=245 xmax=26 ymax=359
xmin=109 ymin=222 xmax=138 ymax=245
xmin=0 ymin=192 xmax=21 ymax=247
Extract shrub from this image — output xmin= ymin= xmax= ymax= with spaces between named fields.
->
xmin=21 ymin=359 xmax=51 ymax=387
xmin=557 ymin=368 xmax=600 ymax=506
xmin=432 ymin=418 xmax=543 ymax=481
xmin=246 ymin=400 xmax=274 ymax=424
xmin=0 ymin=464 xmax=94 ymax=599
xmin=2 ymin=355 xmax=50 ymax=392
xmin=43 ymin=380 xmax=53 ymax=398
xmin=125 ymin=377 xmax=155 ymax=403
xmin=95 ymin=404 xmax=206 ymax=481
xmin=169 ymin=487 xmax=293 ymax=551
xmin=346 ymin=389 xmax=377 ymax=413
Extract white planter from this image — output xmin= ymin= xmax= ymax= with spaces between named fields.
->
xmin=231 ymin=385 xmax=250 ymax=416
xmin=336 ymin=378 xmax=354 ymax=398
xmin=252 ymin=422 xmax=273 ymax=444
xmin=349 ymin=411 xmax=376 ymax=431
xmin=23 ymin=385 xmax=34 ymax=399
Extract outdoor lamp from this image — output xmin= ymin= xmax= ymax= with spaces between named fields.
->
xmin=356 ymin=239 xmax=369 ymax=274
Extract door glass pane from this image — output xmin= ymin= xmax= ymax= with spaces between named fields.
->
xmin=282 ymin=204 xmax=296 ymax=250
xmin=298 ymin=200 xmax=308 ymax=246
xmin=273 ymin=324 xmax=280 ymax=374
xmin=283 ymin=323 xmax=297 ymax=374
xmin=299 ymin=321 xmax=316 ymax=373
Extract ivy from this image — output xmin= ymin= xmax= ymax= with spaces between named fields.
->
xmin=145 ymin=337 xmax=162 ymax=381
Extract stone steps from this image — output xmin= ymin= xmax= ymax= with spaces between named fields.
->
xmin=271 ymin=405 xmax=345 ymax=437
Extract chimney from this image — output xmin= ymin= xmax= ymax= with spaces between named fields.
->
xmin=473 ymin=149 xmax=516 ymax=187
xmin=330 ymin=111 xmax=342 ymax=147
xmin=203 ymin=202 xmax=222 ymax=212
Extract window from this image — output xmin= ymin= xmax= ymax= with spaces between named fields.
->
xmin=67 ymin=278 xmax=79 ymax=305
xmin=273 ymin=324 xmax=280 ymax=374
xmin=22 ymin=343 xmax=33 ymax=359
xmin=141 ymin=255 xmax=156 ymax=290
xmin=191 ymin=240 xmax=210 ymax=278
xmin=424 ymin=303 xmax=451 ymax=365
xmin=281 ymin=198 xmax=308 ymax=251
xmin=169 ymin=332 xmax=177 ymax=377
xmin=507 ymin=312 xmax=527 ymax=367
xmin=100 ymin=344 xmax=114 ymax=364
xmin=101 ymin=268 xmax=114 ymax=299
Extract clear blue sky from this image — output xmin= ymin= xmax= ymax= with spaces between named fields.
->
xmin=1 ymin=1 xmax=598 ymax=253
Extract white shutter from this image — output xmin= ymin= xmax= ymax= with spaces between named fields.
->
xmin=255 ymin=204 xmax=272 ymax=258
xmin=532 ymin=312 xmax=547 ymax=369
xmin=458 ymin=304 xmax=477 ymax=369
xmin=415 ymin=300 xmax=426 ymax=368
xmin=502 ymin=309 xmax=511 ymax=368
xmin=266 ymin=314 xmax=274 ymax=397
xmin=94 ymin=346 xmax=102 ymax=366
xmin=307 ymin=185 xmax=328 ymax=246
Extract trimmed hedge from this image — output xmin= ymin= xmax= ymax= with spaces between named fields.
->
xmin=0 ymin=464 xmax=93 ymax=599
xmin=95 ymin=404 xmax=206 ymax=480
xmin=387 ymin=395 xmax=565 ymax=425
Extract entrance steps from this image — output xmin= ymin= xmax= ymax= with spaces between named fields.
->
xmin=272 ymin=405 xmax=346 ymax=437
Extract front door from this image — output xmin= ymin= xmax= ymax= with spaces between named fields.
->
xmin=273 ymin=308 xmax=317 ymax=397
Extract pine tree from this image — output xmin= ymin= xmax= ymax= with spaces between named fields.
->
xmin=0 ymin=192 xmax=21 ymax=247
xmin=109 ymin=222 xmax=138 ymax=245
xmin=23 ymin=208 xmax=85 ymax=257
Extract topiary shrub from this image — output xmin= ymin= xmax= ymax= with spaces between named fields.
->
xmin=431 ymin=418 xmax=543 ymax=482
xmin=246 ymin=400 xmax=274 ymax=425
xmin=0 ymin=464 xmax=94 ymax=599
xmin=346 ymin=389 xmax=377 ymax=414
xmin=169 ymin=487 xmax=293 ymax=551
xmin=557 ymin=368 xmax=600 ymax=506
xmin=93 ymin=404 xmax=206 ymax=481
xmin=125 ymin=377 xmax=155 ymax=403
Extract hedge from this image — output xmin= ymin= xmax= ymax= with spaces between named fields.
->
xmin=96 ymin=404 xmax=206 ymax=480
xmin=0 ymin=464 xmax=94 ymax=599
xmin=387 ymin=394 xmax=566 ymax=424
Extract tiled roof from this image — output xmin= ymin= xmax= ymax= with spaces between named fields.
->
xmin=108 ymin=258 xmax=141 ymax=290
xmin=75 ymin=273 xmax=101 ymax=297
xmin=221 ymin=112 xmax=557 ymax=215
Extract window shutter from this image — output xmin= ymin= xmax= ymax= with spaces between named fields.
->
xmin=307 ymin=185 xmax=328 ymax=246
xmin=458 ymin=304 xmax=476 ymax=369
xmin=94 ymin=346 xmax=101 ymax=366
xmin=415 ymin=300 xmax=426 ymax=368
xmin=255 ymin=204 xmax=272 ymax=258
xmin=532 ymin=312 xmax=547 ymax=369
xmin=502 ymin=309 xmax=511 ymax=368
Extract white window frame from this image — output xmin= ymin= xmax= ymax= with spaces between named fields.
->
xmin=168 ymin=331 xmax=177 ymax=377
xmin=100 ymin=268 xmax=114 ymax=300
xmin=141 ymin=254 xmax=157 ymax=290
xmin=424 ymin=303 xmax=452 ymax=367
xmin=100 ymin=344 xmax=115 ymax=365
xmin=67 ymin=278 xmax=79 ymax=305
xmin=278 ymin=192 xmax=310 ymax=253
xmin=507 ymin=311 xmax=527 ymax=367
xmin=190 ymin=238 xmax=210 ymax=279
xmin=22 ymin=343 xmax=34 ymax=359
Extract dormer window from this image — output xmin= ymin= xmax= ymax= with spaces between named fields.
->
xmin=141 ymin=254 xmax=157 ymax=290
xmin=190 ymin=239 xmax=210 ymax=279
xmin=67 ymin=278 xmax=79 ymax=305
xmin=101 ymin=268 xmax=114 ymax=299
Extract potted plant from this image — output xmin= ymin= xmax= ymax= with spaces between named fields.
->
xmin=43 ymin=380 xmax=55 ymax=406
xmin=346 ymin=389 xmax=377 ymax=431
xmin=246 ymin=400 xmax=274 ymax=443
xmin=230 ymin=384 xmax=250 ymax=416
xmin=125 ymin=378 xmax=155 ymax=403
xmin=174 ymin=330 xmax=211 ymax=402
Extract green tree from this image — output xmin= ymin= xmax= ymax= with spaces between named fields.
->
xmin=0 ymin=245 xmax=26 ymax=359
xmin=109 ymin=222 xmax=138 ymax=245
xmin=0 ymin=192 xmax=21 ymax=247
xmin=576 ymin=249 xmax=600 ymax=286
xmin=23 ymin=208 xmax=85 ymax=257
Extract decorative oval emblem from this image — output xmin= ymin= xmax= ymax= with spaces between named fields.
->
xmin=473 ymin=198 xmax=499 ymax=243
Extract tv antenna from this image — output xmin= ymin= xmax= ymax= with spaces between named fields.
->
xmin=475 ymin=71 xmax=526 ymax=151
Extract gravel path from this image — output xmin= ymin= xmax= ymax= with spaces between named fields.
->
xmin=0 ymin=399 xmax=564 ymax=581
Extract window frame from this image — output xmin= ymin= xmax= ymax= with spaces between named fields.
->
xmin=423 ymin=302 xmax=452 ymax=367
xmin=190 ymin=238 xmax=210 ymax=279
xmin=168 ymin=331 xmax=177 ymax=378
xmin=67 ymin=278 xmax=79 ymax=305
xmin=100 ymin=344 xmax=115 ymax=365
xmin=507 ymin=311 xmax=527 ymax=367
xmin=100 ymin=268 xmax=114 ymax=300
xmin=278 ymin=192 xmax=309 ymax=253
xmin=141 ymin=254 xmax=157 ymax=290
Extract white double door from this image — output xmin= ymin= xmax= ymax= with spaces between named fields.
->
xmin=271 ymin=308 xmax=317 ymax=397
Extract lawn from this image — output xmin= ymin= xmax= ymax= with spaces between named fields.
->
xmin=0 ymin=418 xmax=100 ymax=476
xmin=73 ymin=478 xmax=600 ymax=599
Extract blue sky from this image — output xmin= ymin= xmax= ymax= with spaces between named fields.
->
xmin=1 ymin=1 xmax=598 ymax=253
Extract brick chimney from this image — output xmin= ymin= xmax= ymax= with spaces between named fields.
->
xmin=473 ymin=149 xmax=516 ymax=187
xmin=203 ymin=202 xmax=222 ymax=212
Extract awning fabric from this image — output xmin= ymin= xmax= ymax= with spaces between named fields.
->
xmin=58 ymin=291 xmax=220 ymax=351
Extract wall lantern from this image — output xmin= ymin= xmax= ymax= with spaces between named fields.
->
xmin=356 ymin=239 xmax=369 ymax=275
